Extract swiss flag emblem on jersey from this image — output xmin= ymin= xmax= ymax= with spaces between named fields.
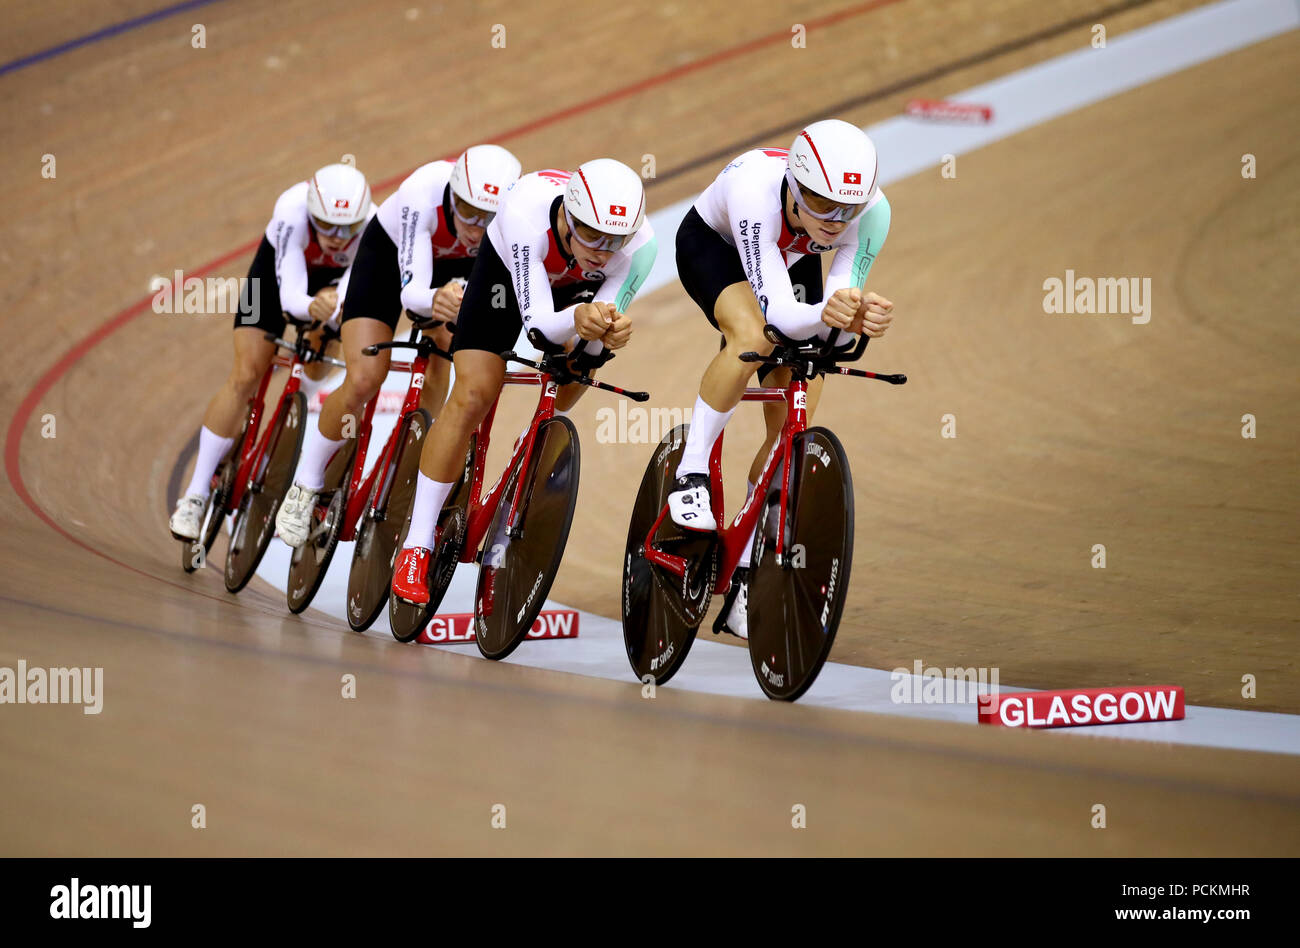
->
xmin=484 ymin=183 xmax=499 ymax=194
xmin=334 ymin=198 xmax=350 ymax=209
xmin=609 ymin=205 xmax=626 ymax=217
xmin=843 ymin=172 xmax=861 ymax=184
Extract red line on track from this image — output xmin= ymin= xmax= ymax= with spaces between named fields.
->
xmin=5 ymin=0 xmax=900 ymax=583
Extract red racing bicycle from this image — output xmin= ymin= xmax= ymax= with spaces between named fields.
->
xmin=389 ymin=331 xmax=648 ymax=660
xmin=286 ymin=321 xmax=447 ymax=624
xmin=621 ymin=327 xmax=906 ymax=701
xmin=180 ymin=319 xmax=343 ymax=592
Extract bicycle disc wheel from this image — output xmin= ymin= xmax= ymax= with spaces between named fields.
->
xmin=621 ymin=424 xmax=716 ymax=686
xmin=475 ymin=416 xmax=581 ymax=661
xmin=347 ymin=408 xmax=431 ymax=632
xmin=746 ymin=427 xmax=853 ymax=702
xmin=224 ymin=393 xmax=307 ymax=593
xmin=286 ymin=437 xmax=357 ymax=614
xmin=181 ymin=419 xmax=245 ymax=574
xmin=388 ymin=434 xmax=476 ymax=643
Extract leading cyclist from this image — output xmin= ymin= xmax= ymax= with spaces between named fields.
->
xmin=668 ymin=119 xmax=896 ymax=639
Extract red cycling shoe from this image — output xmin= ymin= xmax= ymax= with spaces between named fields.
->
xmin=392 ymin=546 xmax=433 ymax=605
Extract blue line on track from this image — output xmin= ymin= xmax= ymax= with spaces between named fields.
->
xmin=0 ymin=0 xmax=226 ymax=78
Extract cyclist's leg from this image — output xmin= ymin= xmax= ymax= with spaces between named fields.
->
xmin=667 ymin=210 xmax=768 ymax=527
xmin=179 ymin=240 xmax=280 ymax=504
xmin=402 ymin=237 xmax=520 ymax=556
xmin=418 ymin=322 xmax=453 ymax=419
xmin=292 ymin=220 xmax=403 ymax=492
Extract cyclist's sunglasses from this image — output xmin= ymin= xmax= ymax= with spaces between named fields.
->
xmin=784 ymin=170 xmax=868 ymax=223
xmin=451 ymin=194 xmax=496 ymax=228
xmin=562 ymin=205 xmax=631 ymax=252
xmin=311 ymin=216 xmax=365 ymax=238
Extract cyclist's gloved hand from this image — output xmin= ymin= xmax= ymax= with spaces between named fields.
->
xmin=851 ymin=290 xmax=894 ymax=338
xmin=430 ymin=279 xmax=465 ymax=324
xmin=574 ymin=301 xmax=613 ymax=341
xmin=819 ymin=287 xmax=861 ymax=332
xmin=308 ymin=286 xmax=338 ymax=323
xmin=601 ymin=310 xmax=633 ymax=350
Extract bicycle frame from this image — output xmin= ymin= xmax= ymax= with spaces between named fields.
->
xmin=458 ymin=371 xmax=557 ymax=562
xmin=226 ymin=348 xmax=306 ymax=514
xmin=336 ymin=345 xmax=431 ymax=543
xmin=641 ymin=377 xmax=807 ymax=597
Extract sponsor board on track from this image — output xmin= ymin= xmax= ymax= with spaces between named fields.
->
xmin=904 ymin=98 xmax=994 ymax=123
xmin=418 ymin=609 xmax=579 ymax=645
xmin=978 ymin=685 xmax=1185 ymax=728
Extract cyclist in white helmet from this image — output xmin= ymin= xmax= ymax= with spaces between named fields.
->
xmin=168 ymin=162 xmax=373 ymax=542
xmin=274 ymin=144 xmax=522 ymax=548
xmin=668 ymin=118 xmax=896 ymax=639
xmin=390 ymin=158 xmax=658 ymax=605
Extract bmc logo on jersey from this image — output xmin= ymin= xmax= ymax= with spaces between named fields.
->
xmin=609 ymin=205 xmax=626 ymax=217
xmin=843 ymin=172 xmax=861 ymax=184
xmin=484 ymin=183 xmax=500 ymax=194
xmin=333 ymin=198 xmax=350 ymax=209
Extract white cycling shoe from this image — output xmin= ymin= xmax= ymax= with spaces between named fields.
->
xmin=714 ymin=567 xmax=750 ymax=640
xmin=169 ymin=494 xmax=207 ymax=542
xmin=667 ymin=472 xmax=716 ymax=531
xmin=275 ymin=483 xmax=320 ymax=548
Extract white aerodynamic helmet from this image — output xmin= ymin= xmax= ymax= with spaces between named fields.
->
xmin=786 ymin=119 xmax=878 ymax=222
xmin=563 ymin=158 xmax=646 ymax=242
xmin=449 ymin=144 xmax=522 ymax=216
xmin=306 ymin=163 xmax=371 ymax=230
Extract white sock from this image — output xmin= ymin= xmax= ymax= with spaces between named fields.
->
xmin=297 ymin=424 xmax=346 ymax=491
xmin=184 ymin=427 xmax=235 ymax=499
xmin=675 ymin=395 xmax=735 ymax=478
xmin=406 ymin=472 xmax=456 ymax=550
xmin=738 ymin=480 xmax=758 ymax=568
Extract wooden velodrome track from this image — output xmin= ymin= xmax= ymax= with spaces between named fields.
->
xmin=3 ymin=0 xmax=1298 ymax=855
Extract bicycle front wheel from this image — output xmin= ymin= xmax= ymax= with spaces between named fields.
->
xmin=746 ymin=427 xmax=853 ymax=702
xmin=388 ymin=433 xmax=476 ymax=643
xmin=474 ymin=416 xmax=580 ymax=660
xmin=347 ymin=408 xmax=431 ymax=632
xmin=286 ymin=436 xmax=356 ymax=614
xmin=224 ymin=392 xmax=307 ymax=592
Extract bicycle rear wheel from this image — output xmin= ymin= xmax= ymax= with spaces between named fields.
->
xmin=286 ymin=437 xmax=357 ymax=614
xmin=181 ymin=418 xmax=245 ymax=574
xmin=224 ymin=393 xmax=307 ymax=593
xmin=746 ymin=426 xmax=853 ymax=701
xmin=388 ymin=434 xmax=476 ymax=642
xmin=621 ymin=424 xmax=716 ymax=686
xmin=347 ymin=409 xmax=431 ymax=632
xmin=475 ymin=416 xmax=580 ymax=660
